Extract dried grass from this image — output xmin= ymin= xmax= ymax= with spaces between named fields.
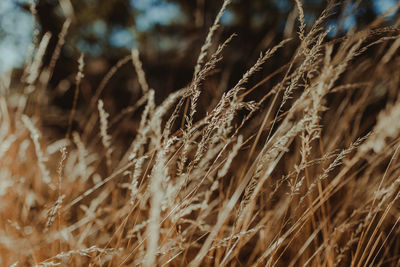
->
xmin=1 ymin=1 xmax=400 ymax=266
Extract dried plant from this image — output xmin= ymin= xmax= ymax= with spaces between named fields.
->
xmin=1 ymin=1 xmax=400 ymax=266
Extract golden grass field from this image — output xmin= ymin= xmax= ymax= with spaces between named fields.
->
xmin=1 ymin=0 xmax=400 ymax=266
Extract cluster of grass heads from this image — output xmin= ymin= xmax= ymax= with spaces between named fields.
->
xmin=1 ymin=0 xmax=400 ymax=266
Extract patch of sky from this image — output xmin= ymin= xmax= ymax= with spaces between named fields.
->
xmin=130 ymin=0 xmax=158 ymax=11
xmin=273 ymin=0 xmax=291 ymax=13
xmin=342 ymin=13 xmax=356 ymax=30
xmin=76 ymin=40 xmax=102 ymax=56
xmin=92 ymin=20 xmax=107 ymax=38
xmin=372 ymin=0 xmax=398 ymax=18
xmin=221 ymin=9 xmax=234 ymax=25
xmin=130 ymin=0 xmax=185 ymax=32
xmin=304 ymin=13 xmax=316 ymax=25
xmin=342 ymin=2 xmax=357 ymax=31
xmin=0 ymin=42 xmax=23 ymax=73
xmin=325 ymin=2 xmax=357 ymax=37
xmin=0 ymin=0 xmax=34 ymax=73
xmin=109 ymin=27 xmax=137 ymax=48
xmin=155 ymin=34 xmax=185 ymax=51
xmin=305 ymin=0 xmax=323 ymax=5
xmin=326 ymin=20 xmax=338 ymax=38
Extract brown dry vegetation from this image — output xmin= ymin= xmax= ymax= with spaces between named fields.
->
xmin=1 ymin=0 xmax=400 ymax=266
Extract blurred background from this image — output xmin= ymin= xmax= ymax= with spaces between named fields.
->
xmin=0 ymin=0 xmax=398 ymax=117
